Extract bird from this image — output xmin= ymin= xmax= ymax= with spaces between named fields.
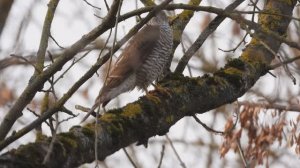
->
xmin=81 ymin=11 xmax=173 ymax=122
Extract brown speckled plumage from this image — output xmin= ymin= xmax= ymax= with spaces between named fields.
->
xmin=82 ymin=11 xmax=173 ymax=121
xmin=98 ymin=11 xmax=173 ymax=107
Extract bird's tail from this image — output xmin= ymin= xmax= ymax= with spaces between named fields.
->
xmin=80 ymin=103 xmax=99 ymax=123
xmin=80 ymin=93 xmax=111 ymax=123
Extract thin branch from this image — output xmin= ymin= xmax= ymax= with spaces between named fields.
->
xmin=260 ymin=38 xmax=296 ymax=84
xmin=166 ymin=135 xmax=186 ymax=168
xmin=218 ymin=33 xmax=248 ymax=52
xmin=83 ymin=0 xmax=101 ymax=11
xmin=35 ymin=0 xmax=60 ymax=74
xmin=53 ymin=50 xmax=92 ymax=85
xmin=193 ymin=113 xmax=238 ymax=135
xmin=269 ymin=55 xmax=300 ymax=70
xmin=236 ymin=139 xmax=249 ymax=168
xmin=123 ymin=148 xmax=139 ymax=168
xmin=104 ymin=0 xmax=110 ymax=11
xmin=238 ymin=101 xmax=300 ymax=113
xmin=42 ymin=114 xmax=59 ymax=164
xmin=193 ymin=114 xmax=225 ymax=134
xmin=175 ymin=0 xmax=245 ymax=74
xmin=157 ymin=145 xmax=165 ymax=168
xmin=9 ymin=54 xmax=40 ymax=72
xmin=49 ymin=34 xmax=65 ymax=49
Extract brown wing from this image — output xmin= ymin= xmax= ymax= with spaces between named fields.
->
xmin=102 ymin=25 xmax=160 ymax=92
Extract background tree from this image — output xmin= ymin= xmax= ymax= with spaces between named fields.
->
xmin=0 ymin=0 xmax=300 ymax=167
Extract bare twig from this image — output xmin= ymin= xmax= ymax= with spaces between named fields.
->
xmin=175 ymin=0 xmax=245 ymax=73
xmin=42 ymin=114 xmax=59 ymax=164
xmin=26 ymin=107 xmax=52 ymax=127
xmin=83 ymin=0 xmax=101 ymax=11
xmin=236 ymin=139 xmax=249 ymax=168
xmin=165 ymin=135 xmax=186 ymax=168
xmin=123 ymin=148 xmax=139 ymax=168
xmin=218 ymin=33 xmax=248 ymax=52
xmin=157 ymin=145 xmax=165 ymax=168
xmin=49 ymin=34 xmax=65 ymax=49
xmin=104 ymin=0 xmax=110 ymax=11
xmin=53 ymin=50 xmax=92 ymax=85
xmin=260 ymin=39 xmax=296 ymax=84
xmin=193 ymin=114 xmax=225 ymax=135
xmin=35 ymin=0 xmax=60 ymax=74
xmin=238 ymin=101 xmax=300 ymax=113
xmin=10 ymin=54 xmax=40 ymax=72
xmin=269 ymin=55 xmax=300 ymax=70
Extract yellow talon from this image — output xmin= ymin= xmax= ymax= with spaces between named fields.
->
xmin=152 ymin=83 xmax=172 ymax=97
xmin=146 ymin=92 xmax=161 ymax=104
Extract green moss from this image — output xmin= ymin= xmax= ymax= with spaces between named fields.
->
xmin=122 ymin=103 xmax=142 ymax=118
xmin=214 ymin=67 xmax=243 ymax=89
xmin=35 ymin=131 xmax=48 ymax=142
xmin=284 ymin=0 xmax=296 ymax=5
xmin=208 ymin=84 xmax=218 ymax=96
xmin=57 ymin=133 xmax=78 ymax=149
xmin=226 ymin=59 xmax=246 ymax=70
xmin=100 ymin=113 xmax=118 ymax=122
xmin=205 ymin=77 xmax=218 ymax=86
xmin=141 ymin=0 xmax=155 ymax=6
xmin=181 ymin=10 xmax=193 ymax=19
xmin=80 ymin=126 xmax=94 ymax=138
xmin=106 ymin=123 xmax=124 ymax=138
xmin=224 ymin=67 xmax=243 ymax=76
xmin=165 ymin=115 xmax=174 ymax=124
xmin=188 ymin=0 xmax=202 ymax=5
xmin=15 ymin=143 xmax=44 ymax=166
xmin=172 ymin=28 xmax=183 ymax=42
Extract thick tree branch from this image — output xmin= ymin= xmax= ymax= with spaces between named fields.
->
xmin=0 ymin=0 xmax=297 ymax=167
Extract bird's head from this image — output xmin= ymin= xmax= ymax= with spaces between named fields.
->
xmin=149 ymin=11 xmax=169 ymax=26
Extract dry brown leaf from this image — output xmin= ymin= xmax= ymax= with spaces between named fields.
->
xmin=0 ymin=83 xmax=14 ymax=106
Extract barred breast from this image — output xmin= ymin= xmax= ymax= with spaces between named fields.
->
xmin=136 ymin=24 xmax=173 ymax=89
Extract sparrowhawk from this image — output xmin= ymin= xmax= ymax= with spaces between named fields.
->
xmin=81 ymin=11 xmax=173 ymax=122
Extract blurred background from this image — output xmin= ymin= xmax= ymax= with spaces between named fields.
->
xmin=0 ymin=0 xmax=300 ymax=167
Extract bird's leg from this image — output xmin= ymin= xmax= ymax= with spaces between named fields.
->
xmin=143 ymin=86 xmax=161 ymax=104
xmin=102 ymin=106 xmax=107 ymax=113
xmin=144 ymin=87 xmax=149 ymax=95
xmin=151 ymin=83 xmax=172 ymax=97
